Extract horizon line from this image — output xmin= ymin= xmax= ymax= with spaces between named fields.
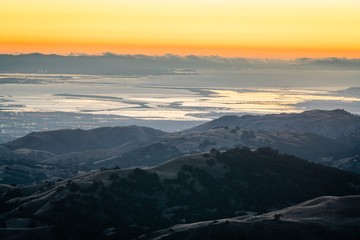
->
xmin=2 ymin=52 xmax=360 ymax=61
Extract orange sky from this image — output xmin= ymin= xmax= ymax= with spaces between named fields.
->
xmin=1 ymin=0 xmax=360 ymax=58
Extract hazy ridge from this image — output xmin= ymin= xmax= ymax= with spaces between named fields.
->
xmin=0 ymin=109 xmax=359 ymax=186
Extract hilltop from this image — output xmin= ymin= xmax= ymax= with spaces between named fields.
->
xmin=186 ymin=109 xmax=360 ymax=138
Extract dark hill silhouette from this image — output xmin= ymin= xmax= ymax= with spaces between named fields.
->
xmin=1 ymin=147 xmax=360 ymax=239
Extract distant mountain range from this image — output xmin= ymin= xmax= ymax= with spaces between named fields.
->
xmin=1 ymin=147 xmax=360 ymax=239
xmin=0 ymin=109 xmax=359 ymax=185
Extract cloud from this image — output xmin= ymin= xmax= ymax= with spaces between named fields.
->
xmin=0 ymin=54 xmax=360 ymax=75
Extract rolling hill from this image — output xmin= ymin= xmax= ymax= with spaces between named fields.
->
xmin=40 ymin=127 xmax=353 ymax=171
xmin=2 ymin=125 xmax=166 ymax=155
xmin=0 ymin=126 xmax=166 ymax=185
xmin=1 ymin=147 xmax=360 ymax=239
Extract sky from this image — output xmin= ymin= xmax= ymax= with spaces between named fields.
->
xmin=1 ymin=0 xmax=360 ymax=58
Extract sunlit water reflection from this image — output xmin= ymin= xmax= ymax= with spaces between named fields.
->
xmin=1 ymin=72 xmax=360 ymax=122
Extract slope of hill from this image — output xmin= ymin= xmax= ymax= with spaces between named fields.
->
xmin=337 ymin=129 xmax=360 ymax=153
xmin=322 ymin=129 xmax=360 ymax=173
xmin=324 ymin=155 xmax=360 ymax=174
xmin=146 ymin=195 xmax=360 ymax=240
xmin=0 ymin=158 xmax=75 ymax=186
xmin=186 ymin=109 xmax=360 ymax=138
xmin=1 ymin=147 xmax=360 ymax=239
xmin=2 ymin=125 xmax=166 ymax=155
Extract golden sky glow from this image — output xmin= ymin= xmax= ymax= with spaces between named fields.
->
xmin=1 ymin=0 xmax=360 ymax=58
